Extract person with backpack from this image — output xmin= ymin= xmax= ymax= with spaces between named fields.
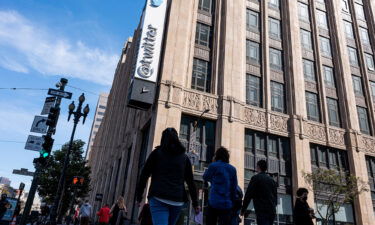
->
xmin=203 ymin=147 xmax=238 ymax=225
xmin=241 ymin=160 xmax=278 ymax=225
xmin=136 ymin=128 xmax=199 ymax=225
xmin=79 ymin=200 xmax=92 ymax=225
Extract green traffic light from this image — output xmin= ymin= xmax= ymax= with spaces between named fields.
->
xmin=40 ymin=150 xmax=50 ymax=158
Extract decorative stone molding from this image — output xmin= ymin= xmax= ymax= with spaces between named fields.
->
xmin=182 ymin=91 xmax=201 ymax=111
xmin=306 ymin=122 xmax=326 ymax=142
xmin=269 ymin=113 xmax=289 ymax=133
xmin=328 ymin=128 xmax=345 ymax=146
xmin=359 ymin=135 xmax=375 ymax=154
xmin=202 ymin=95 xmax=218 ymax=114
xmin=243 ymin=107 xmax=266 ymax=127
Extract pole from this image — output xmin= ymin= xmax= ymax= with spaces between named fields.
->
xmin=50 ymin=93 xmax=88 ymax=224
xmin=20 ymin=78 xmax=68 ymax=225
xmin=50 ymin=121 xmax=78 ymax=224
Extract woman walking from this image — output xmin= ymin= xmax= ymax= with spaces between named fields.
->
xmin=136 ymin=128 xmax=199 ymax=225
xmin=110 ymin=197 xmax=127 ymax=225
xmin=203 ymin=147 xmax=238 ymax=225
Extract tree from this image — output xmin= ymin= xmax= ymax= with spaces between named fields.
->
xmin=303 ymin=169 xmax=368 ymax=225
xmin=38 ymin=140 xmax=91 ymax=218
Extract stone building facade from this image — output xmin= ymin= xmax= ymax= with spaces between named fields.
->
xmin=88 ymin=0 xmax=375 ymax=224
xmin=85 ymin=92 xmax=108 ymax=160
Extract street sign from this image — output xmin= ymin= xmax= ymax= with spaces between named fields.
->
xmin=12 ymin=168 xmax=34 ymax=177
xmin=95 ymin=193 xmax=103 ymax=201
xmin=48 ymin=88 xmax=72 ymax=99
xmin=186 ymin=151 xmax=200 ymax=166
xmin=30 ymin=116 xmax=48 ymax=134
xmin=25 ymin=135 xmax=44 ymax=151
xmin=41 ymin=97 xmax=56 ymax=115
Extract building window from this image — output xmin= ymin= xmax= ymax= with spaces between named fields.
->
xmin=342 ymin=0 xmax=350 ymax=12
xmin=300 ymin=29 xmax=313 ymax=50
xmin=192 ymin=58 xmax=211 ymax=93
xmin=343 ymin=21 xmax=354 ymax=39
xmin=246 ymin=40 xmax=260 ymax=64
xmin=359 ymin=27 xmax=370 ymax=45
xmin=298 ymin=2 xmax=310 ymax=22
xmin=366 ymin=156 xmax=375 ymax=214
xmin=96 ymin=118 xmax=102 ymax=122
xmin=352 ymin=75 xmax=364 ymax=96
xmin=365 ymin=54 xmax=375 ymax=71
xmin=246 ymin=75 xmax=262 ymax=107
xmin=348 ymin=47 xmax=359 ymax=66
xmin=320 ymin=36 xmax=331 ymax=57
xmin=195 ymin=23 xmax=211 ymax=47
xmin=269 ymin=0 xmax=280 ymax=9
xmin=316 ymin=10 xmax=328 ymax=29
xmin=98 ymin=105 xmax=106 ymax=109
xmin=355 ymin=3 xmax=365 ymax=20
xmin=95 ymin=125 xmax=100 ymax=128
xmin=180 ymin=115 xmax=216 ymax=171
xmin=323 ymin=66 xmax=336 ymax=88
xmin=327 ymin=98 xmax=341 ymax=127
xmin=370 ymin=82 xmax=375 ymax=100
xmin=198 ymin=0 xmax=212 ymax=13
xmin=246 ymin=9 xmax=260 ymax=32
xmin=310 ymin=144 xmax=348 ymax=171
xmin=269 ymin=48 xmax=283 ymax=71
xmin=269 ymin=17 xmax=281 ymax=39
xmin=357 ymin=106 xmax=371 ymax=135
xmin=97 ymin=111 xmax=105 ymax=116
xmin=303 ymin=59 xmax=316 ymax=82
xmin=306 ymin=92 xmax=320 ymax=122
xmin=271 ymin=81 xmax=285 ymax=113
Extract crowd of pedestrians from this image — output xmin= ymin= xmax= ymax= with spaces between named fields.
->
xmin=1 ymin=127 xmax=316 ymax=225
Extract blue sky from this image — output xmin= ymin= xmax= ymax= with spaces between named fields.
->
xmin=0 ymin=0 xmax=144 ymax=191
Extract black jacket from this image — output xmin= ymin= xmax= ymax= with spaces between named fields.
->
xmin=293 ymin=198 xmax=314 ymax=225
xmin=136 ymin=147 xmax=198 ymax=207
xmin=241 ymin=172 xmax=277 ymax=215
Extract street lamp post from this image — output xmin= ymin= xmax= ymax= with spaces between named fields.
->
xmin=50 ymin=93 xmax=89 ymax=224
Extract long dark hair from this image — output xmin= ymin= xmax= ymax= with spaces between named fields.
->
xmin=159 ymin=127 xmax=186 ymax=154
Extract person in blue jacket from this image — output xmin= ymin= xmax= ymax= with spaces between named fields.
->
xmin=203 ymin=147 xmax=238 ymax=225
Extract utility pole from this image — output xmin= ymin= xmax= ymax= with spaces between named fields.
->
xmin=20 ymin=78 xmax=68 ymax=225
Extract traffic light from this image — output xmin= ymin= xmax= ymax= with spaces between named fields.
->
xmin=46 ymin=107 xmax=60 ymax=127
xmin=40 ymin=135 xmax=54 ymax=158
xmin=33 ymin=157 xmax=47 ymax=167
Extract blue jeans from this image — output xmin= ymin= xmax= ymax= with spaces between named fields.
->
xmin=149 ymin=198 xmax=183 ymax=225
xmin=256 ymin=213 xmax=275 ymax=225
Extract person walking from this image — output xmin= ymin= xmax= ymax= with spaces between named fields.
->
xmin=241 ymin=160 xmax=278 ymax=225
xmin=97 ymin=204 xmax=111 ymax=225
xmin=231 ymin=186 xmax=243 ymax=225
xmin=203 ymin=147 xmax=238 ymax=225
xmin=79 ymin=200 xmax=92 ymax=225
xmin=109 ymin=197 xmax=127 ymax=225
xmin=293 ymin=188 xmax=314 ymax=225
xmin=136 ymin=128 xmax=199 ymax=225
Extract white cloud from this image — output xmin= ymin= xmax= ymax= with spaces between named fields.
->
xmin=0 ymin=10 xmax=118 ymax=85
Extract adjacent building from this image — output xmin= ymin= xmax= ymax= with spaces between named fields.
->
xmin=0 ymin=177 xmax=11 ymax=186
xmin=85 ymin=93 xmax=109 ymax=160
xmin=88 ymin=0 xmax=375 ymax=224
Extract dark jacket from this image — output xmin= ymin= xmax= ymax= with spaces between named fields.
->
xmin=136 ymin=147 xmax=198 ymax=207
xmin=203 ymin=161 xmax=238 ymax=210
xmin=293 ymin=198 xmax=314 ymax=225
xmin=0 ymin=198 xmax=9 ymax=219
xmin=242 ymin=172 xmax=277 ymax=215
